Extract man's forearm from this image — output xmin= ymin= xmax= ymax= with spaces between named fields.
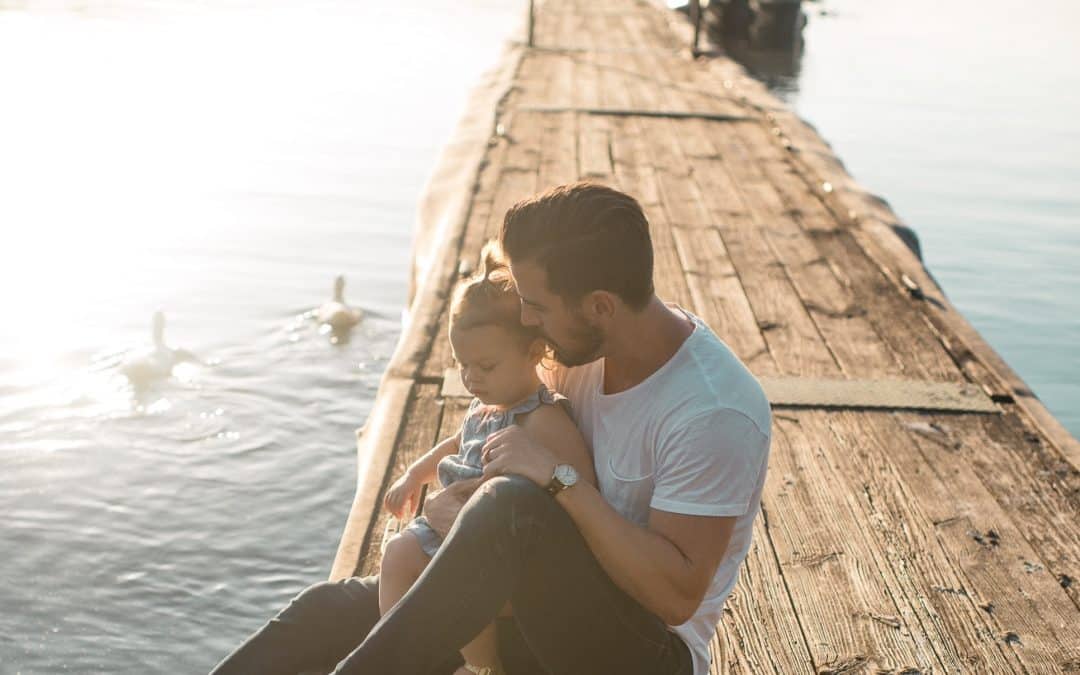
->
xmin=554 ymin=482 xmax=700 ymax=625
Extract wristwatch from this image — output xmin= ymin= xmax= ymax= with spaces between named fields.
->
xmin=545 ymin=463 xmax=579 ymax=496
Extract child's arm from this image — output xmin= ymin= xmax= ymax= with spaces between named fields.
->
xmin=384 ymin=431 xmax=461 ymax=519
xmin=405 ymin=431 xmax=461 ymax=485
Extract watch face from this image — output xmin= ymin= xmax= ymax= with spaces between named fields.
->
xmin=554 ymin=464 xmax=578 ymax=487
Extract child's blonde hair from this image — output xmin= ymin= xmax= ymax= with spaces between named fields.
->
xmin=450 ymin=241 xmax=540 ymax=350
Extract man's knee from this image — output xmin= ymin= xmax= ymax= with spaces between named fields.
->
xmin=280 ymin=577 xmax=378 ymax=627
xmin=281 ymin=580 xmax=348 ymax=622
xmin=475 ymin=474 xmax=549 ymax=511
xmin=453 ymin=474 xmax=556 ymax=540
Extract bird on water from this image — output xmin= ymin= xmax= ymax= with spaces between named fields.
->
xmin=316 ymin=275 xmax=363 ymax=330
xmin=120 ymin=311 xmax=199 ymax=385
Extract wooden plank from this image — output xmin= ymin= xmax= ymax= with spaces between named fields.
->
xmin=537 ymin=110 xmax=578 ymax=191
xmin=611 ymin=115 xmax=693 ymax=310
xmin=664 ymin=123 xmax=838 ymax=379
xmin=578 ymin=111 xmax=613 ymax=179
xmin=918 ymin=412 xmax=1080 ymax=609
xmin=691 ymin=111 xmax=1071 ymax=669
xmin=683 ymin=153 xmax=900 ymax=380
xmin=438 ymin=396 xmax=472 ymax=441
xmin=620 ymin=54 xmax=835 ymax=378
xmin=714 ymin=515 xmax=816 ymax=674
xmin=689 ymin=109 xmax=1072 ymax=668
xmin=737 ymin=125 xmax=965 ymax=383
xmin=799 ymin=411 xmax=1025 ymax=671
xmin=764 ymin=414 xmax=940 ymax=672
xmin=483 ymin=114 xmax=543 ymax=241
xmin=878 ymin=411 xmax=1080 ymax=670
xmin=727 ymin=157 xmax=903 ymax=380
xmin=422 ymin=304 xmax=454 ymax=382
xmin=597 ymin=18 xmax=635 ymax=111
xmin=671 ymin=224 xmax=773 ymax=373
xmin=357 ymin=384 xmax=444 ymax=577
xmin=574 ymin=41 xmax=602 ymax=109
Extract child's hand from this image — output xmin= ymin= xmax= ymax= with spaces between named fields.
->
xmin=383 ymin=471 xmax=422 ymax=520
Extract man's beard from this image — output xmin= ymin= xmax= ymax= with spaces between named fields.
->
xmin=546 ymin=314 xmax=605 ymax=367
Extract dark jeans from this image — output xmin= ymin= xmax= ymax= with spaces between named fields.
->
xmin=211 ymin=475 xmax=694 ymax=675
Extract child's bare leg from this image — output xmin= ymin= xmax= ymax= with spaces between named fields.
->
xmin=378 ymin=532 xmax=430 ymax=615
xmin=456 ymin=621 xmax=503 ymax=675
xmin=382 ymin=532 xmax=503 ymax=673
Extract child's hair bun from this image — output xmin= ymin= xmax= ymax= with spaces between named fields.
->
xmin=478 ymin=240 xmax=511 ymax=290
xmin=449 ymin=240 xmax=540 ymax=348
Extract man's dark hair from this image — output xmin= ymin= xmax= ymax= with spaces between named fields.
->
xmin=499 ymin=181 xmax=654 ymax=311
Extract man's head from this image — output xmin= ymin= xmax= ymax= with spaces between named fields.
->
xmin=499 ymin=181 xmax=655 ymax=367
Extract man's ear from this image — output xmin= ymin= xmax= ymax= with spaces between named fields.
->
xmin=584 ymin=290 xmax=618 ymax=321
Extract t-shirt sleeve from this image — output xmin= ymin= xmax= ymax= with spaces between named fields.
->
xmin=650 ymin=408 xmax=770 ymax=517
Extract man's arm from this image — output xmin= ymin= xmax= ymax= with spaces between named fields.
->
xmin=554 ymin=483 xmax=735 ymax=625
xmin=481 ymin=409 xmax=767 ymax=625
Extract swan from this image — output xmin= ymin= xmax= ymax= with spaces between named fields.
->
xmin=120 ymin=311 xmax=197 ymax=385
xmin=316 ymin=275 xmax=362 ymax=330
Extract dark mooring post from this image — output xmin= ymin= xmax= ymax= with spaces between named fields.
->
xmin=528 ymin=0 xmax=536 ymax=47
xmin=690 ymin=0 xmax=702 ymax=54
xmin=749 ymin=0 xmax=805 ymax=49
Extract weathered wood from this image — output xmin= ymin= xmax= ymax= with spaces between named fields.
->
xmin=537 ymin=110 xmax=578 ymax=191
xmin=357 ymin=384 xmax=444 ymax=577
xmin=714 ymin=514 xmax=816 ymax=674
xmin=332 ymin=2 xmax=1080 ymax=673
xmin=332 ymin=375 xmax=413 ymax=581
xmin=880 ymin=411 xmax=1080 ymax=669
xmin=909 ymin=411 xmax=1080 ymax=610
xmin=765 ymin=413 xmax=940 ymax=672
xmin=800 ymin=410 xmax=1025 ymax=671
xmin=614 ymin=116 xmax=694 ymax=310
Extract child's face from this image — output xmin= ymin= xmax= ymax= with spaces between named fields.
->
xmin=449 ymin=323 xmax=541 ymax=407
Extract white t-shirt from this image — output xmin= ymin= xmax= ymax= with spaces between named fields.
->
xmin=539 ymin=306 xmax=771 ymax=675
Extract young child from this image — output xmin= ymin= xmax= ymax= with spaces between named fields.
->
xmin=379 ymin=243 xmax=595 ymax=675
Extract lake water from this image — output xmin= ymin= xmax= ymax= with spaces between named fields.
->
xmin=0 ymin=1 xmax=521 ymax=672
xmin=1 ymin=0 xmax=1076 ymax=672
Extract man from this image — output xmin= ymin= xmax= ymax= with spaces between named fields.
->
xmin=211 ymin=182 xmax=771 ymax=675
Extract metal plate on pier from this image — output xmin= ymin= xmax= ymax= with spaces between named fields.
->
xmin=442 ymin=369 xmax=998 ymax=413
xmin=759 ymin=376 xmax=998 ymax=412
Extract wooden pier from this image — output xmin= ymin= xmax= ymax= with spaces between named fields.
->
xmin=330 ymin=0 xmax=1080 ymax=671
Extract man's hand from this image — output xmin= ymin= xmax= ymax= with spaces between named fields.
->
xmin=423 ymin=477 xmax=482 ymax=538
xmin=481 ymin=425 xmax=557 ymax=487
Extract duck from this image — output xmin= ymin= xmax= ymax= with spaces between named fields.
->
xmin=120 ymin=311 xmax=198 ymax=385
xmin=316 ymin=275 xmax=362 ymax=330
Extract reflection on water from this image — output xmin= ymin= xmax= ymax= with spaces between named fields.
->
xmin=722 ymin=0 xmax=1080 ymax=436
xmin=0 ymin=1 xmax=520 ymax=672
